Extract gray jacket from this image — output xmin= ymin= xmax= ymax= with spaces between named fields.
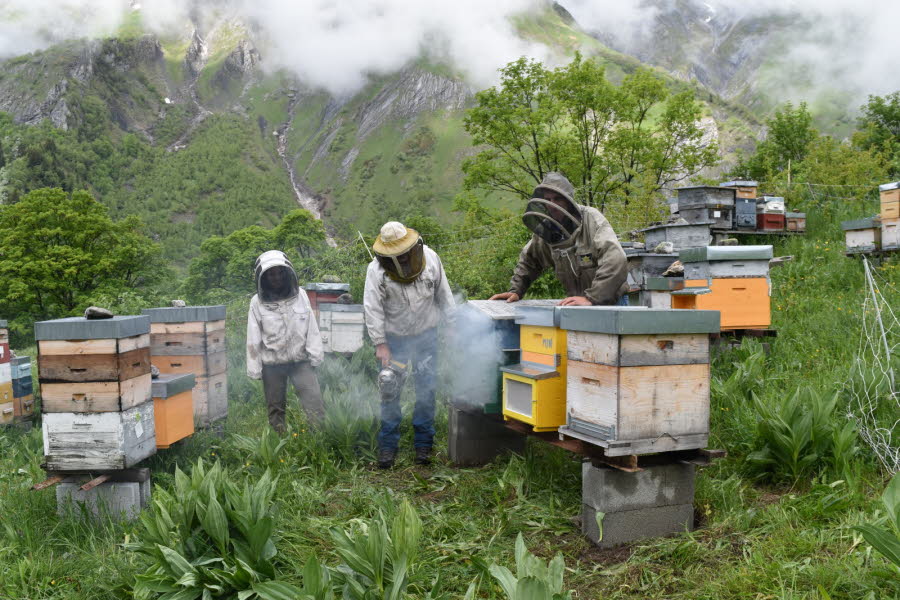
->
xmin=509 ymin=205 xmax=628 ymax=305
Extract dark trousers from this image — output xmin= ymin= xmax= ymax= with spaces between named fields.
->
xmin=262 ymin=361 xmax=324 ymax=433
xmin=378 ymin=328 xmax=438 ymax=451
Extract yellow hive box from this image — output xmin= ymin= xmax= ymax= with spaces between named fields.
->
xmin=502 ymin=369 xmax=567 ymax=432
xmin=520 ymin=324 xmax=567 ymax=357
xmin=672 ymin=278 xmax=770 ymax=329
xmin=14 ymin=394 xmax=34 ymax=418
xmin=0 ymin=401 xmax=13 ymax=424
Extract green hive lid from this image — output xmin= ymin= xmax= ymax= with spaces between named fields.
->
xmin=879 ymin=182 xmax=900 ymax=192
xmin=720 ymin=180 xmax=758 ymax=187
xmin=35 ymin=315 xmax=150 ymax=341
xmin=679 ymin=245 xmax=774 ymax=263
xmin=644 ymin=277 xmax=686 ymax=291
xmin=841 ymin=217 xmax=880 ymax=231
xmin=152 ymin=373 xmax=196 ymax=398
xmin=514 ymin=305 xmax=562 ymax=327
xmin=559 ymin=306 xmax=720 ymax=334
xmin=305 ymin=283 xmax=350 ymax=293
xmin=142 ymin=306 xmax=226 ymax=323
xmin=785 ymin=212 xmax=805 ymax=218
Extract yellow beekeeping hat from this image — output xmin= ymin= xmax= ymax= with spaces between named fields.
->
xmin=372 ymin=221 xmax=420 ymax=257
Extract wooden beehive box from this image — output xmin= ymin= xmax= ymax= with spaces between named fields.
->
xmin=882 ymin=218 xmax=900 ymax=250
xmin=152 ymin=373 xmax=195 ymax=449
xmin=672 ymin=280 xmax=771 ymax=329
xmin=35 ymin=315 xmax=156 ymax=470
xmin=625 ymin=252 xmax=679 ymax=290
xmin=11 ymin=356 xmax=33 ymax=419
xmin=318 ymin=304 xmax=365 ymax=353
xmin=786 ymin=212 xmax=806 ymax=232
xmin=142 ymin=305 xmax=227 ymax=427
xmin=757 ymin=213 xmax=785 ymax=231
xmin=677 ymin=186 xmax=735 ymax=229
xmin=501 ymin=306 xmax=567 ymax=431
xmin=842 ymin=217 xmax=882 ymax=253
xmin=558 ymin=307 xmax=719 ymax=456
xmin=880 ymin=182 xmax=900 ymax=220
xmin=720 ymin=180 xmax=758 ymax=199
xmin=734 ymin=198 xmax=758 ymax=229
xmin=640 ymin=222 xmax=712 ymax=251
xmin=305 ymin=283 xmax=350 ymax=312
xmin=625 ymin=277 xmax=684 ymax=309
xmin=0 ymin=357 xmax=12 ymax=424
xmin=679 ymin=245 xmax=773 ymax=281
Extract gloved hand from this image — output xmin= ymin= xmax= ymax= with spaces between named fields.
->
xmin=375 ymin=343 xmax=392 ymax=367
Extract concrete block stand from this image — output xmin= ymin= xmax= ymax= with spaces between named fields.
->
xmin=56 ymin=469 xmax=151 ymax=521
xmin=581 ymin=460 xmax=695 ymax=548
xmin=448 ymin=404 xmax=526 ymax=466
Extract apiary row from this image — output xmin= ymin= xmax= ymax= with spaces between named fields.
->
xmin=669 ymin=182 xmax=805 ymax=234
xmin=499 ymin=306 xmax=720 ymax=457
xmin=0 ymin=320 xmax=36 ymax=426
xmin=842 ymin=182 xmax=900 ymax=254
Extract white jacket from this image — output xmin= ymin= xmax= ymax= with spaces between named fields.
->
xmin=363 ymin=244 xmax=455 ymax=345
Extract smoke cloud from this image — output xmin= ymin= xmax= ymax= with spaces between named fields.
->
xmin=561 ymin=0 xmax=900 ymax=104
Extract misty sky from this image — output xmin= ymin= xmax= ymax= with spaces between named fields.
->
xmin=0 ymin=0 xmax=897 ymax=102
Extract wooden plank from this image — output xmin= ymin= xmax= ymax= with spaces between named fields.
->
xmin=41 ymin=374 xmax=152 ymax=413
xmin=567 ymin=332 xmax=618 ymax=365
xmin=566 ymin=361 xmax=618 ymax=431
xmin=205 ymin=320 xmax=226 ymax=332
xmin=153 ymin=354 xmax=206 ymax=376
xmin=32 ymin=475 xmax=64 ymax=491
xmin=38 ymin=339 xmax=116 ymax=356
xmin=150 ymin=321 xmax=206 ymax=334
xmin=617 ymin=364 xmax=709 ymax=441
xmin=38 ymin=347 xmax=150 ymax=382
xmin=150 ymin=331 xmax=225 ymax=355
xmin=117 ymin=334 xmax=150 ymax=353
xmin=619 ymin=334 xmax=709 ymax=366
xmin=80 ymin=473 xmax=111 ymax=491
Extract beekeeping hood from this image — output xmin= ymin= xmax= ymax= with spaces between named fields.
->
xmin=523 ymin=172 xmax=583 ymax=246
xmin=253 ymin=250 xmax=299 ymax=302
xmin=372 ymin=221 xmax=426 ymax=283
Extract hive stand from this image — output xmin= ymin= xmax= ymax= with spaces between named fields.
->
xmin=53 ymin=468 xmax=151 ymax=522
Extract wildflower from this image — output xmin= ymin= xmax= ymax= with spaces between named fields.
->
xmin=293 ymin=433 xmax=298 ymax=438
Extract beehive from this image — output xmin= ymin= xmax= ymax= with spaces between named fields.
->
xmin=502 ymin=306 xmax=567 ymax=431
xmin=0 ymin=319 xmax=7 ymax=343
xmin=558 ymin=307 xmax=719 ymax=456
xmin=756 ymin=213 xmax=785 ymax=232
xmin=35 ymin=316 xmax=156 ymax=471
xmin=676 ymin=186 xmax=735 ymax=229
xmin=679 ymin=245 xmax=773 ymax=280
xmin=734 ymin=198 xmax=758 ymax=229
xmin=640 ymin=222 xmax=712 ymax=251
xmin=318 ymin=304 xmax=365 ymax=353
xmin=842 ymin=217 xmax=882 ymax=253
xmin=882 ymin=218 xmax=900 ymax=250
xmin=625 ymin=252 xmax=679 ymax=290
xmin=720 ymin=180 xmax=758 ymax=199
xmin=11 ymin=356 xmax=33 ymax=419
xmin=625 ymin=277 xmax=683 ymax=309
xmin=305 ymin=283 xmax=350 ymax=312
xmin=786 ymin=212 xmax=806 ymax=232
xmin=880 ymin=182 xmax=900 ymax=220
xmin=152 ymin=373 xmax=195 ymax=449
xmin=142 ymin=305 xmax=227 ymax=427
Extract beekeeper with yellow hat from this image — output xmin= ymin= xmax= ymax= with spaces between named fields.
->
xmin=364 ymin=221 xmax=455 ymax=468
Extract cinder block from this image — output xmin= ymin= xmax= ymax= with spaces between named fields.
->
xmin=582 ymin=503 xmax=694 ymax=548
xmin=582 ymin=461 xmax=695 ymax=513
xmin=448 ymin=405 xmax=525 ymax=466
xmin=56 ymin=478 xmax=151 ymax=521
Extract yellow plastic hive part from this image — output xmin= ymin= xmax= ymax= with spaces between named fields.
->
xmin=520 ymin=325 xmax=567 ymax=357
xmin=673 ymin=278 xmax=771 ymax=329
xmin=502 ymin=371 xmax=567 ymax=432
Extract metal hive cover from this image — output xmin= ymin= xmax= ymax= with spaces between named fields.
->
xmin=34 ymin=315 xmax=150 ymax=340
xmin=142 ymin=305 xmax=226 ymax=323
xmin=720 ymin=180 xmax=758 ymax=187
xmin=880 ymin=182 xmax=900 ymax=192
xmin=152 ymin=373 xmax=196 ymax=398
xmin=514 ymin=305 xmax=562 ymax=327
xmin=678 ymin=245 xmax=774 ymax=263
xmin=841 ymin=217 xmax=880 ymax=231
xmin=304 ymin=283 xmax=351 ymax=292
xmin=559 ymin=306 xmax=720 ymax=334
xmin=319 ymin=303 xmax=364 ymax=313
xmin=462 ymin=299 xmax=560 ymax=321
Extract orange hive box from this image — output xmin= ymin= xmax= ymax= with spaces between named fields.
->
xmin=152 ymin=373 xmax=195 ymax=449
xmin=673 ymin=278 xmax=771 ymax=329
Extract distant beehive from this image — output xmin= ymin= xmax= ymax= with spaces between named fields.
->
xmin=786 ymin=212 xmax=806 ymax=233
xmin=0 ymin=340 xmax=11 ymax=426
xmin=304 ymin=283 xmax=350 ymax=313
xmin=318 ymin=304 xmax=365 ymax=353
xmin=880 ymin=182 xmax=900 ymax=219
xmin=11 ymin=356 xmax=34 ymax=420
xmin=36 ymin=316 xmax=156 ymax=471
xmin=502 ymin=306 xmax=567 ymax=432
xmin=558 ymin=307 xmax=720 ymax=456
xmin=640 ymin=222 xmax=712 ymax=251
xmin=842 ymin=217 xmax=882 ymax=254
xmin=676 ymin=187 xmax=735 ymax=229
xmin=734 ymin=198 xmax=758 ymax=229
xmin=0 ymin=319 xmax=7 ymax=343
xmin=672 ymin=246 xmax=773 ymax=330
xmin=720 ymin=180 xmax=758 ymax=199
xmin=142 ymin=306 xmax=227 ymax=427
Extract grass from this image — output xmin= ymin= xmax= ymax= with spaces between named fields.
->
xmin=2 ymin=192 xmax=900 ymax=598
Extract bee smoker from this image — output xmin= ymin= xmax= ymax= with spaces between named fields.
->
xmin=378 ymin=359 xmax=409 ymax=400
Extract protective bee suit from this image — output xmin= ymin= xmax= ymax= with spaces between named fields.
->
xmin=507 ymin=172 xmax=628 ymax=305
xmin=363 ymin=222 xmax=455 ymax=467
xmin=246 ymin=250 xmax=324 ymax=432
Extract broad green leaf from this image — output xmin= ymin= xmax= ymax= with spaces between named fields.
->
xmin=489 ymin=564 xmax=518 ymax=599
xmin=252 ymin=580 xmax=306 ymax=600
xmin=201 ymin=494 xmax=230 ymax=553
xmin=158 ymin=545 xmax=198 ymax=579
xmin=516 ymin=576 xmax=552 ymax=600
xmin=855 ymin=524 xmax=900 ymax=568
xmin=882 ymin=473 xmax=900 ymax=532
xmin=594 ymin=512 xmax=605 ymax=542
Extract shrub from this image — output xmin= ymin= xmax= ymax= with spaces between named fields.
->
xmin=485 ymin=533 xmax=573 ymax=600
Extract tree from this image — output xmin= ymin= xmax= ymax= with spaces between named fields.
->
xmin=462 ymin=54 xmax=719 ymax=211
xmin=0 ymin=187 xmax=159 ymax=322
xmin=733 ymin=102 xmax=817 ymax=181
xmin=855 ymin=91 xmax=900 ymax=176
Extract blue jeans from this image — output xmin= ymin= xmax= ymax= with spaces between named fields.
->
xmin=378 ymin=328 xmax=438 ymax=451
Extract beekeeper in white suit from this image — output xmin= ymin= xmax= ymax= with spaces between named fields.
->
xmin=364 ymin=221 xmax=455 ymax=469
xmin=247 ymin=250 xmax=324 ymax=433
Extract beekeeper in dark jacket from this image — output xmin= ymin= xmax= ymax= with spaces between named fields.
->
xmin=490 ymin=172 xmax=628 ymax=306
xmin=247 ymin=250 xmax=324 ymax=433
xmin=364 ymin=221 xmax=455 ymax=469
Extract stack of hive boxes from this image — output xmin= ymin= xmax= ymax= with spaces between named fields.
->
xmin=152 ymin=373 xmax=195 ymax=449
xmin=0 ymin=323 xmax=12 ymax=425
xmin=675 ymin=186 xmax=735 ymax=230
xmin=318 ymin=304 xmax=366 ymax=353
xmin=304 ymin=282 xmax=350 ymax=312
xmin=36 ymin=316 xmax=156 ymax=471
xmin=672 ymin=245 xmax=773 ymax=330
xmin=501 ymin=306 xmax=567 ymax=432
xmin=12 ymin=356 xmax=34 ymax=421
xmin=625 ymin=251 xmax=680 ymax=308
xmin=757 ymin=197 xmax=786 ymax=232
xmin=142 ymin=306 xmax=227 ymax=427
xmin=557 ymin=306 xmax=719 ymax=456
xmin=880 ymin=182 xmax=900 ymax=250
